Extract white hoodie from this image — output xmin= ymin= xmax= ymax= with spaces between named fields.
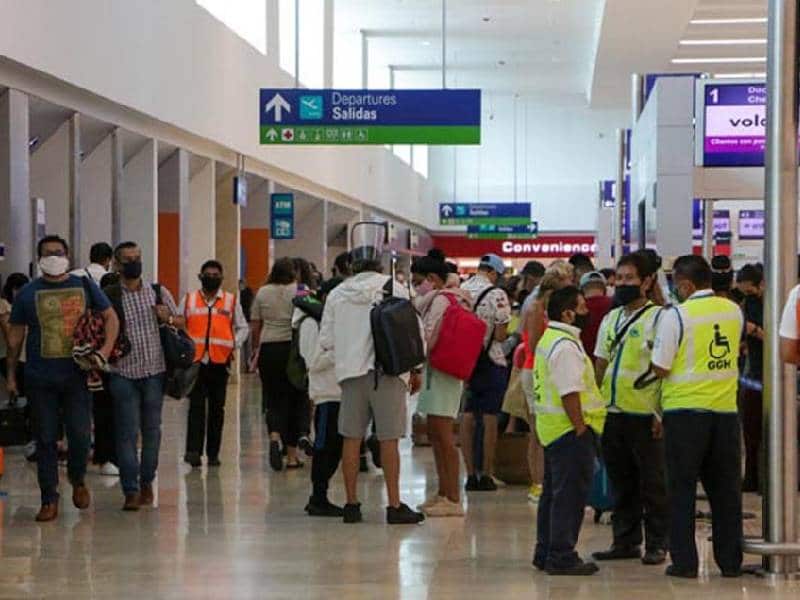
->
xmin=292 ymin=307 xmax=340 ymax=404
xmin=318 ymin=271 xmax=417 ymax=384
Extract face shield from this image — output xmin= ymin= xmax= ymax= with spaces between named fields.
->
xmin=350 ymin=221 xmax=387 ymax=264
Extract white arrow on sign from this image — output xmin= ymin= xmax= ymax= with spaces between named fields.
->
xmin=441 ymin=205 xmax=454 ymax=217
xmin=265 ymin=93 xmax=291 ymax=123
xmin=265 ymin=128 xmax=279 ymax=141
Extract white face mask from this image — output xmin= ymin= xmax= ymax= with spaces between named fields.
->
xmin=39 ymin=255 xmax=69 ymax=277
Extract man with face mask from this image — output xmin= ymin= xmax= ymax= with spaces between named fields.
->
xmin=105 ymin=241 xmax=184 ymax=512
xmin=531 ymin=286 xmax=607 ymax=575
xmin=592 ymin=253 xmax=668 ymax=566
xmin=651 ymin=255 xmax=743 ymax=578
xmin=179 ymin=260 xmax=249 ymax=468
xmin=6 ymin=235 xmax=119 ymax=522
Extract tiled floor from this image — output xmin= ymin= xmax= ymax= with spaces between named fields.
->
xmin=0 ymin=375 xmax=798 ymax=599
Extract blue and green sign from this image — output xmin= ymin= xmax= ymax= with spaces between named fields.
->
xmin=259 ymin=89 xmax=481 ymax=145
xmin=439 ymin=203 xmax=531 ymax=226
xmin=270 ymin=193 xmax=294 ymax=240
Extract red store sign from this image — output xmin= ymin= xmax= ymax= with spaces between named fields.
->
xmin=431 ymin=234 xmax=597 ymax=259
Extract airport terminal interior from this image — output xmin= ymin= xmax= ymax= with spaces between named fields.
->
xmin=1 ymin=0 xmax=800 ymax=598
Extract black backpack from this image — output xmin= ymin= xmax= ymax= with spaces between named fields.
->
xmin=370 ymin=279 xmax=425 ymax=382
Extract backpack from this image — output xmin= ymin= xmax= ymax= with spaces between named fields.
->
xmin=286 ymin=296 xmax=323 ymax=392
xmin=152 ymin=283 xmax=195 ymax=372
xmin=428 ymin=292 xmax=487 ymax=381
xmin=371 ymin=279 xmax=426 ymax=381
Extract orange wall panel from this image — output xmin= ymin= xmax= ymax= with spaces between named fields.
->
xmin=241 ymin=228 xmax=269 ymax=290
xmin=158 ymin=212 xmax=180 ymax=297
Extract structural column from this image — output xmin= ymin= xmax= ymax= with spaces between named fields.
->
xmin=68 ymin=113 xmax=81 ymax=257
xmin=0 ymin=89 xmax=32 ymax=277
xmin=188 ymin=156 xmax=216 ymax=295
xmin=215 ymin=167 xmax=241 ymax=294
xmin=121 ymin=139 xmax=158 ymax=282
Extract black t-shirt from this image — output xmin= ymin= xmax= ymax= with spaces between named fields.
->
xmin=743 ymin=295 xmax=764 ymax=381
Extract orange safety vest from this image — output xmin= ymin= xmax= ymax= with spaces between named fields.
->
xmin=184 ymin=290 xmax=236 ymax=364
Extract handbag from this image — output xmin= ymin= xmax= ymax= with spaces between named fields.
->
xmin=152 ymin=284 xmax=195 ymax=371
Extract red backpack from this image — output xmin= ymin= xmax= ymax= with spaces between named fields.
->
xmin=428 ymin=292 xmax=487 ymax=381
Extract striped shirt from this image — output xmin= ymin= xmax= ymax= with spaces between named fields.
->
xmin=114 ymin=282 xmax=178 ymax=379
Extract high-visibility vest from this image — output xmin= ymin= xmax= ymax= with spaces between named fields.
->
xmin=185 ymin=290 xmax=236 ymax=364
xmin=534 ymin=324 xmax=607 ymax=447
xmin=661 ymin=293 xmax=741 ymax=413
xmin=600 ymin=303 xmax=662 ymax=415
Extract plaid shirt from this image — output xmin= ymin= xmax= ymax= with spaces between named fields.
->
xmin=114 ymin=282 xmax=178 ymax=379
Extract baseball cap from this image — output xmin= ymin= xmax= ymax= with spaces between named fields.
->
xmin=479 ymin=253 xmax=506 ymax=275
xmin=579 ymin=270 xmax=607 ymax=290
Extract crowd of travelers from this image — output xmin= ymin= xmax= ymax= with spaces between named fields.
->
xmin=0 ymin=228 xmax=792 ymax=580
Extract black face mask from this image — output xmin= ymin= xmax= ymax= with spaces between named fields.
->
xmin=614 ymin=284 xmax=642 ymax=306
xmin=573 ymin=313 xmax=589 ymax=331
xmin=201 ymin=275 xmax=222 ymax=292
xmin=121 ymin=260 xmax=142 ymax=280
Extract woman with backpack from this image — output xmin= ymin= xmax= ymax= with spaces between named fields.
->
xmin=414 ymin=255 xmax=475 ymax=517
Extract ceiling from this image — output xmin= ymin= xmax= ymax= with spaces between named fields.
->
xmin=335 ymin=0 xmax=769 ymax=109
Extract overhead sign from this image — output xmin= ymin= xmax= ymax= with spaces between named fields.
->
xmin=701 ymin=82 xmax=767 ymax=167
xmin=270 ymin=193 xmax=294 ymax=240
xmin=432 ymin=234 xmax=597 ymax=259
xmin=439 ymin=203 xmax=530 ymax=226
xmin=600 ymin=178 xmax=631 ymax=244
xmin=259 ymin=88 xmax=481 ymax=145
xmin=739 ymin=209 xmax=764 ymax=240
xmin=692 ymin=202 xmax=731 ymax=240
xmin=467 ymin=223 xmax=538 ymax=239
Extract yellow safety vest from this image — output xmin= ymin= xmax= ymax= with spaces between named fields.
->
xmin=661 ymin=293 xmax=741 ymax=413
xmin=600 ymin=303 xmax=662 ymax=415
xmin=534 ymin=324 xmax=607 ymax=447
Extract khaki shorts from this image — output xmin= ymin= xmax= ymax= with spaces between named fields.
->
xmin=339 ymin=372 xmax=408 ymax=441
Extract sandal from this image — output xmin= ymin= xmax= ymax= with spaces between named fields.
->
xmin=286 ymin=461 xmax=305 ymax=470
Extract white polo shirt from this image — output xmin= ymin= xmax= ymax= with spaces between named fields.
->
xmin=546 ymin=322 xmax=589 ymax=397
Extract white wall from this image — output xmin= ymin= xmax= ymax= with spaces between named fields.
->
xmin=30 ymin=120 xmax=70 ymax=241
xmin=188 ymin=158 xmax=216 ymax=282
xmin=0 ymin=0 xmax=431 ymax=228
xmin=429 ymin=94 xmax=628 ymax=232
xmin=78 ymin=135 xmax=113 ymax=265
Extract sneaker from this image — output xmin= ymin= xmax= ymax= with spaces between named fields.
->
xmin=343 ymin=503 xmax=363 ymax=524
xmin=476 ymin=475 xmax=497 ymax=491
xmin=546 ymin=560 xmax=599 ymax=576
xmin=418 ymin=495 xmax=445 ymax=511
xmin=592 ymin=545 xmax=641 ymax=561
xmin=422 ymin=498 xmax=465 ymax=518
xmin=184 ymin=452 xmax=202 ymax=468
xmin=642 ymin=549 xmax=667 ymax=565
xmin=269 ymin=441 xmax=283 ymax=472
xmin=387 ymin=503 xmax=426 ymax=525
xmin=366 ymin=435 xmax=382 ymax=469
xmin=99 ymin=462 xmax=120 ymax=477
xmin=527 ymin=484 xmax=543 ymax=503
xmin=298 ymin=436 xmax=314 ymax=457
xmin=305 ymin=496 xmax=345 ymax=517
xmin=465 ymin=475 xmax=481 ymax=491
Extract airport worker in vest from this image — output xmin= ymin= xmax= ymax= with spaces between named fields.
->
xmin=181 ymin=260 xmax=250 ymax=468
xmin=592 ymin=253 xmax=669 ymax=566
xmin=651 ymin=255 xmax=743 ymax=579
xmin=532 ymin=286 xmax=607 ymax=576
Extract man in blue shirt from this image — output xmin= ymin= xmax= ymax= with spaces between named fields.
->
xmin=6 ymin=235 xmax=119 ymax=522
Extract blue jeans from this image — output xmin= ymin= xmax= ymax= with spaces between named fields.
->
xmin=534 ymin=429 xmax=596 ymax=569
xmin=109 ymin=373 xmax=165 ymax=495
xmin=28 ymin=373 xmax=92 ymax=504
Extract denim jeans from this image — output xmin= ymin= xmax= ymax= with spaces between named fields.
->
xmin=109 ymin=373 xmax=165 ymax=495
xmin=28 ymin=373 xmax=92 ymax=504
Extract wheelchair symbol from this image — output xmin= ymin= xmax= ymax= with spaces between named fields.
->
xmin=708 ymin=324 xmax=731 ymax=359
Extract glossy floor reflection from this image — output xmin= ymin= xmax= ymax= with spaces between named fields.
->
xmin=0 ymin=375 xmax=798 ymax=599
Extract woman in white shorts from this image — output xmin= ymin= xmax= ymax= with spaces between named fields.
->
xmin=413 ymin=256 xmax=473 ymax=517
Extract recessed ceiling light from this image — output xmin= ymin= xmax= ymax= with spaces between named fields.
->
xmin=482 ymin=16 xmax=491 ymax=22
xmin=690 ymin=17 xmax=767 ymax=25
xmin=680 ymin=38 xmax=766 ymax=45
xmin=713 ymin=72 xmax=766 ymax=79
xmin=497 ymin=60 xmax=506 ymax=66
xmin=420 ymin=40 xmax=431 ymax=46
xmin=672 ymin=56 xmax=766 ymax=64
